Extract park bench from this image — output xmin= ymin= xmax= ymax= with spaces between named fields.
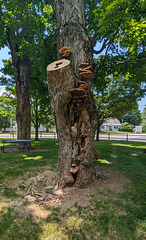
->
xmin=1 ymin=139 xmax=31 ymax=153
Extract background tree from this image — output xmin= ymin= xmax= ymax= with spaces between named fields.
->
xmin=119 ymin=122 xmax=134 ymax=132
xmin=29 ymin=32 xmax=57 ymax=141
xmin=0 ymin=35 xmax=57 ymax=140
xmin=141 ymin=106 xmax=146 ymax=132
xmin=30 ymin=77 xmax=52 ymax=141
xmin=0 ymin=86 xmax=16 ymax=132
xmin=123 ymin=109 xmax=142 ymax=126
xmin=0 ymin=0 xmax=55 ymax=140
xmin=93 ymin=72 xmax=141 ymax=140
xmin=0 ymin=114 xmax=10 ymax=131
xmin=87 ymin=0 xmax=146 ymax=140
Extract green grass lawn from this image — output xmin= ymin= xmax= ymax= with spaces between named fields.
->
xmin=0 ymin=139 xmax=146 ymax=240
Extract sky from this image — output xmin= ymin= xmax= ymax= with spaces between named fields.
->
xmin=0 ymin=47 xmax=145 ymax=112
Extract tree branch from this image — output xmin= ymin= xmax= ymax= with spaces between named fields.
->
xmin=93 ymin=39 xmax=109 ymax=54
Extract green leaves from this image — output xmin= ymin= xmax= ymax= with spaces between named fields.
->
xmin=0 ymin=0 xmax=55 ymax=57
xmin=123 ymin=110 xmax=142 ymax=126
xmin=0 ymin=86 xmax=16 ymax=119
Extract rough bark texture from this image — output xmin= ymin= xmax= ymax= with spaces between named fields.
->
xmin=16 ymin=57 xmax=31 ymax=140
xmin=47 ymin=0 xmax=98 ymax=188
xmin=7 ymin=29 xmax=31 ymax=140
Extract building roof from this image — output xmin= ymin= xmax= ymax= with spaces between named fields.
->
xmin=103 ymin=118 xmax=121 ymax=125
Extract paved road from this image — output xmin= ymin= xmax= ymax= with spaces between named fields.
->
xmin=0 ymin=133 xmax=146 ymax=142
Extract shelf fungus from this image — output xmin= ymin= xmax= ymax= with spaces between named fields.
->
xmin=59 ymin=47 xmax=72 ymax=58
xmin=83 ymin=65 xmax=93 ymax=71
xmin=70 ymin=164 xmax=79 ymax=174
xmin=78 ymin=62 xmax=93 ymax=80
xmin=63 ymin=50 xmax=72 ymax=57
xmin=78 ymin=63 xmax=90 ymax=68
xmin=58 ymin=47 xmax=69 ymax=54
xmin=78 ymin=70 xmax=93 ymax=80
xmin=78 ymin=81 xmax=86 ymax=85
xmin=69 ymin=88 xmax=87 ymax=96
xmin=79 ymin=84 xmax=89 ymax=90
xmin=77 ymin=94 xmax=88 ymax=99
xmin=73 ymin=99 xmax=82 ymax=103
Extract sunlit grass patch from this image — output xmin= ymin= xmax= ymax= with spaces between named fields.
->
xmin=66 ymin=216 xmax=83 ymax=229
xmin=136 ymin=220 xmax=146 ymax=239
xmin=0 ymin=203 xmax=7 ymax=215
xmin=39 ymin=223 xmax=68 ymax=240
xmin=97 ymin=159 xmax=113 ymax=164
xmin=24 ymin=156 xmax=43 ymax=160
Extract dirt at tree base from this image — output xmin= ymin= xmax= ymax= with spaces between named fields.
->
xmin=0 ymin=166 xmax=131 ymax=221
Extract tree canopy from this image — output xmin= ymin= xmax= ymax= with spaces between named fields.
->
xmin=123 ymin=109 xmax=142 ymax=126
xmin=0 ymin=0 xmax=145 ymax=136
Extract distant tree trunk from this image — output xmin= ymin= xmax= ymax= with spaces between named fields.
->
xmin=46 ymin=126 xmax=49 ymax=132
xmin=31 ymin=98 xmax=40 ymax=141
xmin=96 ymin=123 xmax=100 ymax=141
xmin=16 ymin=57 xmax=31 ymax=140
xmin=34 ymin=99 xmax=39 ymax=141
xmin=7 ymin=28 xmax=31 ymax=141
xmin=47 ymin=0 xmax=98 ymax=188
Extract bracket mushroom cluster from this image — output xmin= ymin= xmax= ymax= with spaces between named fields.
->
xmin=78 ymin=63 xmax=93 ymax=80
xmin=69 ymin=88 xmax=87 ymax=102
xmin=59 ymin=46 xmax=72 ymax=58
xmin=70 ymin=164 xmax=79 ymax=174
xmin=69 ymin=63 xmax=93 ymax=102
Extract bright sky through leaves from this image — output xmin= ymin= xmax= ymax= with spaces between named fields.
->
xmin=0 ymin=47 xmax=145 ymax=111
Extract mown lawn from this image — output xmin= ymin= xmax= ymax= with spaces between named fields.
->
xmin=0 ymin=139 xmax=146 ymax=240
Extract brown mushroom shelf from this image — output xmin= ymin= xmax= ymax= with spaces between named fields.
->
xmin=59 ymin=46 xmax=69 ymax=54
xmin=69 ymin=88 xmax=87 ymax=96
xmin=78 ymin=95 xmax=88 ymax=98
xmin=70 ymin=165 xmax=79 ymax=174
xmin=79 ymin=84 xmax=89 ymax=90
xmin=83 ymin=65 xmax=93 ymax=71
xmin=78 ymin=63 xmax=90 ymax=68
xmin=78 ymin=81 xmax=86 ymax=85
xmin=63 ymin=50 xmax=72 ymax=57
xmin=78 ymin=68 xmax=89 ymax=73
xmin=78 ymin=71 xmax=93 ymax=80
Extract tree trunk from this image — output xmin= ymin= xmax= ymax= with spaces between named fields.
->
xmin=7 ymin=28 xmax=31 ymax=141
xmin=16 ymin=57 xmax=31 ymax=140
xmin=34 ymin=99 xmax=39 ymax=141
xmin=96 ymin=123 xmax=100 ymax=141
xmin=47 ymin=0 xmax=98 ymax=188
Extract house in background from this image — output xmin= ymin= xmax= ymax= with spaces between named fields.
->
xmin=100 ymin=118 xmax=121 ymax=132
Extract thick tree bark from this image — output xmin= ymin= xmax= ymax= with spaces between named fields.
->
xmin=47 ymin=0 xmax=98 ymax=187
xmin=7 ymin=29 xmax=31 ymax=141
xmin=16 ymin=56 xmax=31 ymax=140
